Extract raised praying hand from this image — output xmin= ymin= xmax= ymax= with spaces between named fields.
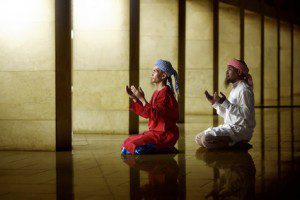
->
xmin=125 ymin=85 xmax=145 ymax=102
xmin=214 ymin=92 xmax=226 ymax=104
xmin=131 ymin=86 xmax=145 ymax=101
xmin=125 ymin=85 xmax=137 ymax=100
xmin=205 ymin=90 xmax=214 ymax=104
xmin=205 ymin=90 xmax=227 ymax=104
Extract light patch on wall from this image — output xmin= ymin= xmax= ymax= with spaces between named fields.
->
xmin=73 ymin=0 xmax=125 ymax=30
xmin=0 ymin=0 xmax=55 ymax=150
xmin=0 ymin=0 xmax=53 ymax=29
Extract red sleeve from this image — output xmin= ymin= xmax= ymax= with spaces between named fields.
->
xmin=130 ymin=100 xmax=150 ymax=118
xmin=142 ymin=92 xmax=168 ymax=120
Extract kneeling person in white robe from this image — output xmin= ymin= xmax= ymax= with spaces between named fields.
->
xmin=195 ymin=59 xmax=256 ymax=149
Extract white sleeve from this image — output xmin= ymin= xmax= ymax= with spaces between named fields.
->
xmin=212 ymin=102 xmax=226 ymax=118
xmin=220 ymin=89 xmax=253 ymax=119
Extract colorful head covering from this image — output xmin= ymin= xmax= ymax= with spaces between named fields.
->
xmin=155 ymin=59 xmax=179 ymax=95
xmin=227 ymin=58 xmax=253 ymax=89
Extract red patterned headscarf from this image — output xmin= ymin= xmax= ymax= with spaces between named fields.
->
xmin=227 ymin=58 xmax=253 ymax=89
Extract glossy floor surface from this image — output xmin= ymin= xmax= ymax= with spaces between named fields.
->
xmin=1 ymin=108 xmax=300 ymax=199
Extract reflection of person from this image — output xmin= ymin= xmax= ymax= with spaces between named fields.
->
xmin=122 ymin=154 xmax=180 ymax=199
xmin=195 ymin=59 xmax=256 ymax=149
xmin=121 ymin=59 xmax=180 ymax=155
xmin=196 ymin=149 xmax=256 ymax=199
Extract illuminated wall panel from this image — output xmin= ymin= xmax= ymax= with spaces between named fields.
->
xmin=294 ymin=25 xmax=300 ymax=105
xmin=139 ymin=0 xmax=178 ymax=124
xmin=264 ymin=17 xmax=278 ymax=106
xmin=72 ymin=0 xmax=129 ymax=134
xmin=185 ymin=0 xmax=213 ymax=115
xmin=280 ymin=21 xmax=291 ymax=106
xmin=218 ymin=3 xmax=240 ymax=97
xmin=0 ymin=0 xmax=55 ymax=150
xmin=245 ymin=10 xmax=261 ymax=106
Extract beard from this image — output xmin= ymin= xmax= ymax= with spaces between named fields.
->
xmin=224 ymin=77 xmax=231 ymax=88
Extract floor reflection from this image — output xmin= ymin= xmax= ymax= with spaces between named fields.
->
xmin=0 ymin=108 xmax=300 ymax=199
xmin=122 ymin=154 xmax=180 ymax=199
xmin=195 ymin=149 xmax=255 ymax=199
xmin=56 ymin=152 xmax=74 ymax=200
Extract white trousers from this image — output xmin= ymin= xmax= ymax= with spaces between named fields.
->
xmin=195 ymin=124 xmax=251 ymax=149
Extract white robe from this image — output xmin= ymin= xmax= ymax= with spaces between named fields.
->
xmin=205 ymin=80 xmax=256 ymax=145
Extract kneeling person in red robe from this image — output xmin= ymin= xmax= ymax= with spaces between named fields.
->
xmin=121 ymin=59 xmax=180 ymax=154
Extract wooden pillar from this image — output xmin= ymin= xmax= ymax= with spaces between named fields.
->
xmin=213 ymin=0 xmax=219 ymax=115
xmin=55 ymin=0 xmax=72 ymax=151
xmin=277 ymin=10 xmax=280 ymax=106
xmin=240 ymin=0 xmax=245 ymax=60
xmin=260 ymin=0 xmax=265 ymax=106
xmin=129 ymin=0 xmax=140 ymax=134
xmin=178 ymin=0 xmax=186 ymax=123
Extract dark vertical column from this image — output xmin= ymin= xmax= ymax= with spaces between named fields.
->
xmin=177 ymin=124 xmax=186 ymax=199
xmin=130 ymin=168 xmax=140 ymax=199
xmin=55 ymin=0 xmax=72 ymax=151
xmin=277 ymin=108 xmax=281 ymax=180
xmin=260 ymin=0 xmax=265 ymax=106
xmin=291 ymin=108 xmax=294 ymax=171
xmin=213 ymin=167 xmax=220 ymax=194
xmin=260 ymin=108 xmax=266 ymax=195
xmin=291 ymin=23 xmax=294 ymax=106
xmin=290 ymin=0 xmax=295 ymax=173
xmin=129 ymin=0 xmax=140 ymax=134
xmin=240 ymin=0 xmax=245 ymax=60
xmin=129 ymin=1 xmax=141 ymax=197
xmin=291 ymin=0 xmax=294 ymax=106
xmin=277 ymin=16 xmax=280 ymax=106
xmin=213 ymin=0 xmax=219 ymax=115
xmin=178 ymin=0 xmax=186 ymax=123
xmin=56 ymin=152 xmax=74 ymax=199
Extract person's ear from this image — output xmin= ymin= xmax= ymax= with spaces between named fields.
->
xmin=161 ymin=73 xmax=167 ymax=80
xmin=237 ymin=69 xmax=243 ymax=76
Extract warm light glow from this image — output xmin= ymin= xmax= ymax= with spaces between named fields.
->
xmin=73 ymin=0 xmax=125 ymax=30
xmin=0 ymin=0 xmax=53 ymax=29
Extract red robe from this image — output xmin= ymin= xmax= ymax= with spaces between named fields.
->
xmin=122 ymin=86 xmax=179 ymax=154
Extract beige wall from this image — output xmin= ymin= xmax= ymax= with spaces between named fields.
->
xmin=72 ymin=0 xmax=129 ymax=134
xmin=245 ymin=10 xmax=261 ymax=106
xmin=294 ymin=25 xmax=300 ymax=105
xmin=185 ymin=0 xmax=213 ymax=115
xmin=0 ymin=0 xmax=55 ymax=150
xmin=218 ymin=3 xmax=240 ymax=97
xmin=0 ymin=1 xmax=299 ymax=151
xmin=139 ymin=0 xmax=178 ymax=124
xmin=280 ymin=21 xmax=291 ymax=106
xmin=264 ymin=17 xmax=278 ymax=106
